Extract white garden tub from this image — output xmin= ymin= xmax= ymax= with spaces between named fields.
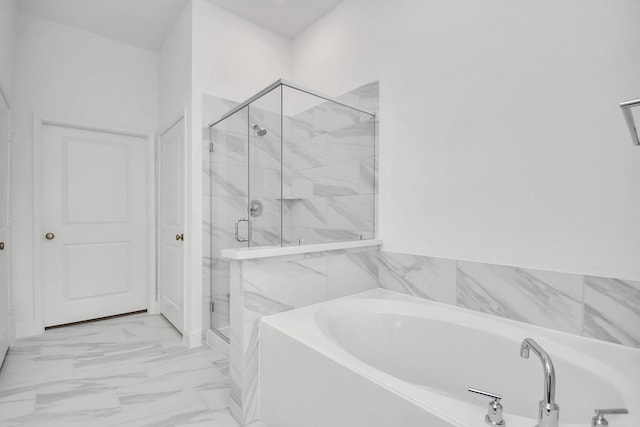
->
xmin=260 ymin=289 xmax=640 ymax=427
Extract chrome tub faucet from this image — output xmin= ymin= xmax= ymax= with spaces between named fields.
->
xmin=520 ymin=338 xmax=559 ymax=427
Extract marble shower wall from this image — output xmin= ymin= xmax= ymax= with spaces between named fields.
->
xmin=378 ymin=251 xmax=640 ymax=348
xmin=228 ymin=246 xmax=380 ymax=426
xmin=281 ymin=82 xmax=378 ymax=245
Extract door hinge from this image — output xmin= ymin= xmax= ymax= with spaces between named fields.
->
xmin=7 ymin=129 xmax=13 ymax=142
xmin=209 ymin=142 xmax=214 ymax=153
xmin=156 ymin=149 xmax=161 ymax=161
xmin=210 ymin=301 xmax=215 ymax=312
xmin=6 ymin=215 xmax=11 ymax=227
xmin=7 ymin=301 xmax=12 ymax=315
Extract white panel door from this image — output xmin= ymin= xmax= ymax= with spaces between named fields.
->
xmin=42 ymin=124 xmax=148 ymax=327
xmin=158 ymin=118 xmax=185 ymax=332
xmin=0 ymin=104 xmax=10 ymax=363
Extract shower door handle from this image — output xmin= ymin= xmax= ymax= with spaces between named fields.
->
xmin=235 ymin=219 xmax=251 ymax=242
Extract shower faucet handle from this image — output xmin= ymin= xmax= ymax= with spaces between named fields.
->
xmin=468 ymin=387 xmax=505 ymax=426
xmin=592 ymin=408 xmax=629 ymax=426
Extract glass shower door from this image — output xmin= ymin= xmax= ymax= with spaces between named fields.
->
xmin=208 ymin=105 xmax=249 ymax=341
xmin=248 ymin=86 xmax=282 ymax=247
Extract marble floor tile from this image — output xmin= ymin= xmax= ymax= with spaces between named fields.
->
xmin=0 ymin=313 xmax=239 ymax=427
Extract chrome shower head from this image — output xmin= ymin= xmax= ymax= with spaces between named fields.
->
xmin=252 ymin=124 xmax=267 ymax=136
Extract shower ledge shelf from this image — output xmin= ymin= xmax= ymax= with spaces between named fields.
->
xmin=221 ymin=239 xmax=382 ymax=260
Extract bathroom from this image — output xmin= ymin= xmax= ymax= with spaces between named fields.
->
xmin=0 ymin=0 xmax=639 ymax=426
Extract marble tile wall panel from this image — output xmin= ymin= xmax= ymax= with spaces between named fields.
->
xmin=378 ymin=252 xmax=457 ymax=304
xmin=326 ymin=121 xmax=375 ymax=164
xmin=209 ymin=128 xmax=248 ymax=166
xmin=289 ymin=169 xmax=314 ymax=199
xmin=326 ymin=195 xmax=374 ymax=231
xmin=583 ymin=276 xmax=640 ymax=347
xmin=457 ymin=261 xmax=583 ymax=334
xmin=230 ymin=246 xmax=381 ymax=426
xmin=313 ymin=159 xmax=366 ymax=197
xmin=327 ymin=248 xmax=379 ymax=299
xmin=379 ymin=251 xmax=640 ymax=349
xmin=241 ymin=257 xmax=328 ymax=322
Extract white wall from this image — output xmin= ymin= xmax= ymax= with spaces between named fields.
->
xmin=292 ymin=0 xmax=640 ymax=280
xmin=159 ymin=2 xmax=192 ymax=130
xmin=12 ymin=13 xmax=159 ymax=335
xmin=182 ymin=0 xmax=292 ymax=344
xmin=0 ymin=0 xmax=17 ymax=102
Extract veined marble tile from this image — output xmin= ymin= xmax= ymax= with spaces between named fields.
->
xmin=378 ymin=252 xmax=456 ymax=304
xmin=326 ymin=121 xmax=375 ymax=164
xmin=242 ymin=257 xmax=328 ymax=321
xmin=584 ymin=276 xmax=640 ymax=347
xmin=328 ymin=249 xmax=379 ymax=299
xmin=309 ymin=100 xmax=364 ymax=134
xmin=241 ymin=320 xmax=260 ymax=425
xmin=289 ymin=168 xmax=314 ymax=199
xmin=313 ymin=159 xmax=364 ymax=197
xmin=209 ymin=129 xmax=247 ymax=166
xmin=337 ymin=81 xmax=379 ymax=113
xmin=0 ymin=391 xmax=36 ymax=420
xmin=288 ymin=198 xmax=328 ymax=229
xmin=289 ymin=134 xmax=328 ymax=171
xmin=283 ymin=115 xmax=315 ymax=144
xmin=205 ymin=163 xmax=248 ymax=199
xmin=0 ymin=313 xmax=238 ymax=427
xmin=290 ymin=227 xmax=362 ymax=245
xmin=457 ymin=261 xmax=583 ymax=334
xmin=326 ymin=194 xmax=374 ymax=231
xmin=360 ymin=156 xmax=376 ymax=194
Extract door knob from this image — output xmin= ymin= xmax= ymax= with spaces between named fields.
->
xmin=0 ymin=242 xmax=4 ymax=250
xmin=45 ymin=233 xmax=55 ymax=240
xmin=176 ymin=234 xmax=184 ymax=241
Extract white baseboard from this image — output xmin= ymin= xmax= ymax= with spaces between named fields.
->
xmin=182 ymin=328 xmax=202 ymax=348
xmin=15 ymin=322 xmax=43 ymax=339
xmin=206 ymin=328 xmax=230 ymax=359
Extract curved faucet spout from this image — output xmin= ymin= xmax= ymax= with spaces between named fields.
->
xmin=521 ymin=338 xmax=556 ymax=404
xmin=521 ymin=338 xmax=559 ymax=427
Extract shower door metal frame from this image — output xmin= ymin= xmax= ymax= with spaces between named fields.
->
xmin=208 ymin=79 xmax=376 ymax=128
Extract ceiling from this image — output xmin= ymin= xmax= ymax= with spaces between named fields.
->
xmin=17 ymin=0 xmax=345 ymax=51
xmin=204 ymin=0 xmax=344 ymax=38
xmin=18 ymin=0 xmax=191 ymax=51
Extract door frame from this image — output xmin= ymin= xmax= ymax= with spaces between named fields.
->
xmin=156 ymin=110 xmax=188 ymax=334
xmin=27 ymin=114 xmax=156 ymax=337
xmin=0 ymin=86 xmax=13 ymax=348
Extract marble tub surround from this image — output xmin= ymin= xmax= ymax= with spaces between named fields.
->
xmin=0 ymin=313 xmax=239 ymax=427
xmin=224 ymin=245 xmax=380 ymax=426
xmin=379 ymin=250 xmax=640 ymax=348
xmin=584 ymin=276 xmax=640 ymax=347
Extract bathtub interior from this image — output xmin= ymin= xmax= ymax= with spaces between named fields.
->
xmin=312 ymin=298 xmax=634 ymax=424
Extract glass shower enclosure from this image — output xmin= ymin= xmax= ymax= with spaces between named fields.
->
xmin=206 ymin=80 xmax=376 ymax=342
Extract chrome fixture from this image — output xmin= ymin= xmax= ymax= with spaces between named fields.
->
xmin=45 ymin=232 xmax=55 ymax=240
xmin=469 ymin=387 xmax=505 ymax=426
xmin=252 ymin=124 xmax=267 ymax=136
xmin=208 ymin=79 xmax=376 ymax=128
xmin=235 ymin=218 xmax=251 ymax=242
xmin=592 ymin=408 xmax=629 ymax=426
xmin=620 ymin=98 xmax=640 ymax=146
xmin=249 ymin=199 xmax=263 ymax=217
xmin=520 ymin=338 xmax=559 ymax=427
